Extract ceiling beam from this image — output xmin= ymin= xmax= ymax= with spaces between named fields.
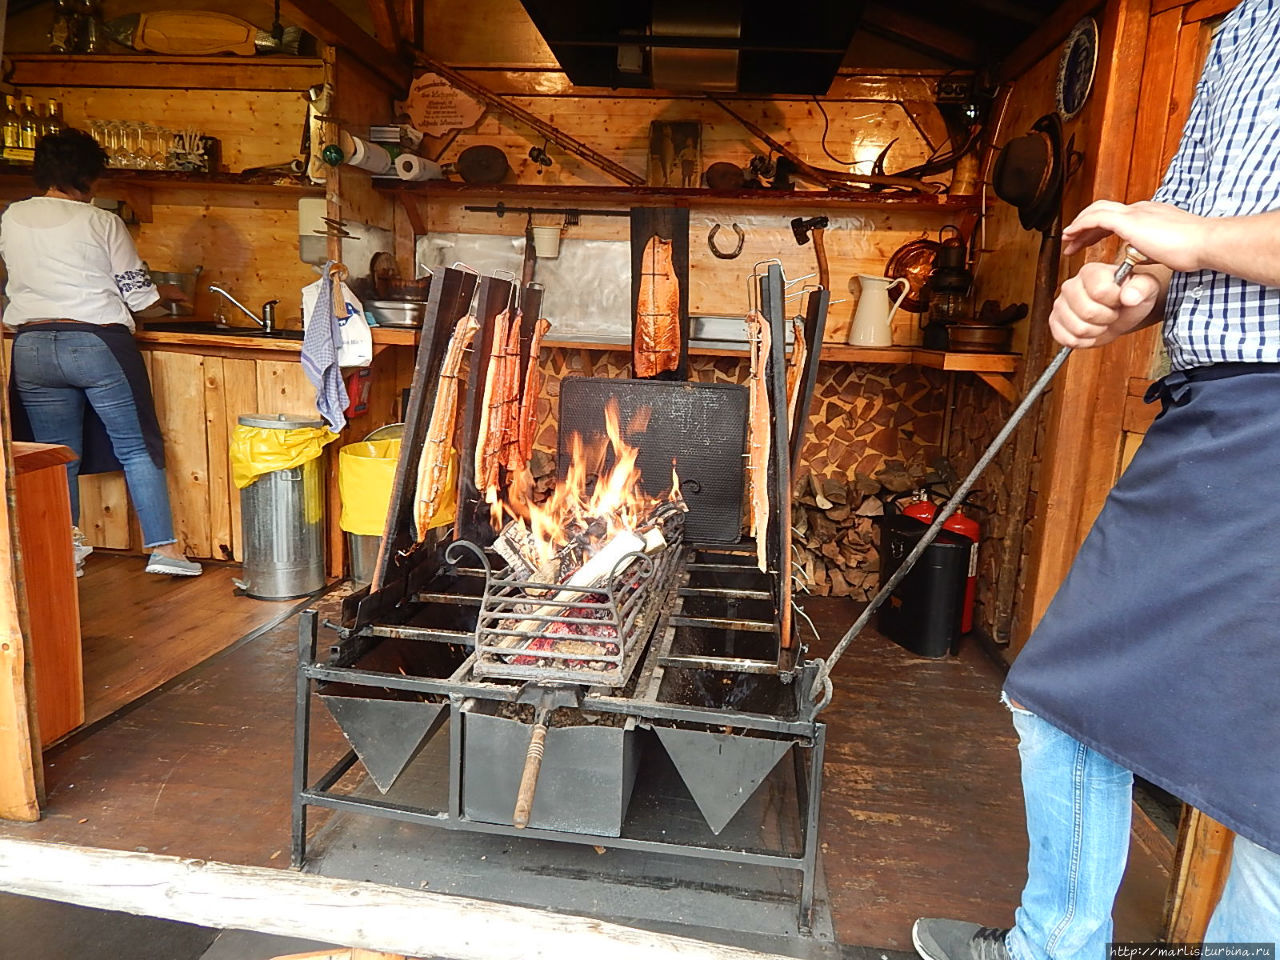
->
xmin=394 ymin=0 xmax=422 ymax=50
xmin=280 ymin=0 xmax=410 ymax=90
xmin=861 ymin=3 xmax=983 ymax=67
xmin=366 ymin=0 xmax=399 ymax=51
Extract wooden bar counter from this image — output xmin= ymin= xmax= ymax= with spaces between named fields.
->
xmin=12 ymin=441 xmax=82 ymax=745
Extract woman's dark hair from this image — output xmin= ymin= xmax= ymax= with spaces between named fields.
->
xmin=33 ymin=127 xmax=108 ymax=194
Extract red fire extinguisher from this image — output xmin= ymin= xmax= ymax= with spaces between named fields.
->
xmin=901 ymin=488 xmax=981 ymax=634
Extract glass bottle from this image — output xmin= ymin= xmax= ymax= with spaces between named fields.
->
xmin=2 ymin=96 xmax=20 ymax=151
xmin=75 ymin=0 xmax=104 ymax=54
xmin=20 ymin=96 xmax=39 ymax=149
xmin=45 ymin=100 xmax=64 ymax=138
xmin=49 ymin=0 xmax=80 ymax=53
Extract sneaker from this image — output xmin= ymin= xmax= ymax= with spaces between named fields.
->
xmin=912 ymin=920 xmax=1011 ymax=960
xmin=145 ymin=554 xmax=203 ymax=577
xmin=72 ymin=526 xmax=93 ymax=564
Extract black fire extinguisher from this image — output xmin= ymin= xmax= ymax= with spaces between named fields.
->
xmin=900 ymin=487 xmax=982 ymax=634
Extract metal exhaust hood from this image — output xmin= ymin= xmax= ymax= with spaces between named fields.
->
xmin=516 ymin=0 xmax=863 ymax=95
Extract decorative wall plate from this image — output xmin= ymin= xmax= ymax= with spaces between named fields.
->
xmin=1057 ymin=17 xmax=1099 ymax=122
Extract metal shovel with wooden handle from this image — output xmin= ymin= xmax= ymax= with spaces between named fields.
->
xmin=512 ymin=683 xmax=581 ymax=829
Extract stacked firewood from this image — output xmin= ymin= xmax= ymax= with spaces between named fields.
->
xmin=792 ymin=460 xmax=930 ymax=599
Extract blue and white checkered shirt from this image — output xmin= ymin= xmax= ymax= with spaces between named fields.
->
xmin=1153 ymin=0 xmax=1280 ymax=371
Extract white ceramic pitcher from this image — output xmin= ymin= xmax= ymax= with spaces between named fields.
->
xmin=848 ymin=275 xmax=911 ymax=347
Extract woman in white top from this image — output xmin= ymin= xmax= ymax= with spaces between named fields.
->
xmin=2 ymin=128 xmax=201 ymax=576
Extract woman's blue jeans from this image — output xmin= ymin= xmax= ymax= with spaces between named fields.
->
xmin=1005 ymin=703 xmax=1280 ymax=960
xmin=12 ymin=330 xmax=176 ymax=548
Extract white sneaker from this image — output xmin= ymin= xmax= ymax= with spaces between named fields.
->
xmin=72 ymin=526 xmax=93 ymax=564
xmin=145 ymin=554 xmax=203 ymax=577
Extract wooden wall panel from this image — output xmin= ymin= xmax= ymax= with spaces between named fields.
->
xmin=76 ymin=472 xmax=130 ymax=549
xmin=426 ymin=86 xmax=949 ymax=192
xmin=149 ymin=351 xmax=211 ymax=555
xmin=202 ymin=358 xmax=233 ymax=562
xmin=329 ymin=50 xmax=397 ymax=242
xmin=255 ymin=359 xmax=316 ymax=416
xmin=22 ymin=87 xmax=307 ymax=174
xmin=220 ymin=358 xmax=260 ymax=563
xmin=138 ymin=202 xmax=312 ymax=329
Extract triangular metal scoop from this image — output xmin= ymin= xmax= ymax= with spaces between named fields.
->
xmin=319 ymin=694 xmax=447 ymax=793
xmin=654 ymin=727 xmax=793 ymax=835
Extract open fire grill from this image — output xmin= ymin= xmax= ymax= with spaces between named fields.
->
xmin=292 ymin=263 xmax=835 ymax=931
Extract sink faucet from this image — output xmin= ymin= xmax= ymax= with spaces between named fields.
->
xmin=208 ymin=285 xmax=279 ymax=335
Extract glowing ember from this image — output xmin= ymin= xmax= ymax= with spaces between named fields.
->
xmin=501 ymin=399 xmax=682 ymax=568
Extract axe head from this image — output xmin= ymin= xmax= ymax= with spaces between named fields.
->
xmin=790 ymin=216 xmax=830 ymax=246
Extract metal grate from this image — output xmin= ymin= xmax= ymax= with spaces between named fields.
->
xmin=453 ymin=526 xmax=684 ymax=688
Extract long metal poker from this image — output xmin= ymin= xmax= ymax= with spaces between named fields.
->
xmin=807 ymin=252 xmax=1146 ymax=703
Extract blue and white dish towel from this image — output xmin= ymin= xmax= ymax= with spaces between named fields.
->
xmin=300 ymin=261 xmax=348 ymax=433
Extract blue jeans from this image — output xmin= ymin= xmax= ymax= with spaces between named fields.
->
xmin=12 ymin=330 xmax=176 ymax=548
xmin=1005 ymin=703 xmax=1280 ymax=960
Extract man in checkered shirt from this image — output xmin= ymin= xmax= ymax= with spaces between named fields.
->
xmin=913 ymin=2 xmax=1280 ymax=959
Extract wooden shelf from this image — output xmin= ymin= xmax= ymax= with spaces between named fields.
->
xmin=389 ymin=180 xmax=980 ymax=214
xmin=0 ymin=169 xmax=322 ymax=221
xmin=8 ymin=54 xmax=324 ymax=92
xmin=370 ymin=327 xmax=1018 ymax=398
xmin=0 ymin=168 xmax=319 ymax=196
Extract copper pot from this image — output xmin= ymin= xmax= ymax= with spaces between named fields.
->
xmin=947 ymin=324 xmax=1013 ymax=353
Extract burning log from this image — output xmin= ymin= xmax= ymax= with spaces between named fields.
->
xmin=475 ymin=399 xmax=687 ymax=680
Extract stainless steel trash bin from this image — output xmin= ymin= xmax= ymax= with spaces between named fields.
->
xmin=238 ymin=413 xmax=327 ymax=600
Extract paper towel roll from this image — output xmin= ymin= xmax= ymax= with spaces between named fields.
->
xmin=395 ymin=154 xmax=444 ymax=182
xmin=345 ymin=135 xmax=392 ymax=174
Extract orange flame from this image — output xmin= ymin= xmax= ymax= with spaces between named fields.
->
xmin=502 ymin=399 xmax=679 ymax=565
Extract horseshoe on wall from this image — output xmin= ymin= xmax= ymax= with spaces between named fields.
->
xmin=708 ymin=222 xmax=745 ymax=259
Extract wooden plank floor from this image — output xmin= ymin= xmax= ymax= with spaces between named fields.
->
xmin=803 ymin=601 xmax=1169 ymax=949
xmin=75 ymin=552 xmax=296 ymax=727
xmin=2 ymin=594 xmax=1170 ymax=951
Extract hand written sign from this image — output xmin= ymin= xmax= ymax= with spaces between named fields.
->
xmin=399 ymin=72 xmax=484 ymax=138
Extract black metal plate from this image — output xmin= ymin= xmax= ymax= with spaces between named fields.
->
xmin=557 ymin=377 xmax=747 ymax=542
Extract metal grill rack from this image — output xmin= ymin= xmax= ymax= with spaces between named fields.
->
xmin=464 ymin=524 xmax=685 ymax=688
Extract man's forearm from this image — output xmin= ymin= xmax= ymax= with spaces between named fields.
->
xmin=1200 ymin=210 xmax=1280 ymax=286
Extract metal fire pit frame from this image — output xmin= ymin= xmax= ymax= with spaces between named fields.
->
xmin=460 ymin=527 xmax=684 ymax=688
xmin=292 ymin=596 xmax=830 ymax=933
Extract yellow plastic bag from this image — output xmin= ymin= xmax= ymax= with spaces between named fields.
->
xmin=230 ymin=425 xmax=339 ymax=490
xmin=339 ymin=441 xmax=458 ymax=536
xmin=338 ymin=439 xmax=400 ymax=536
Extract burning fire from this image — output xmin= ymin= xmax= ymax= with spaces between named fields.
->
xmin=501 ymin=399 xmax=681 ymax=568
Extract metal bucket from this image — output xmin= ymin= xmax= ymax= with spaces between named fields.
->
xmin=238 ymin=413 xmax=326 ymax=600
xmin=347 ymin=532 xmax=380 ymax=585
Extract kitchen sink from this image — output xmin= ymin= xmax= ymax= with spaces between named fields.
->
xmin=141 ymin=321 xmax=304 ymax=341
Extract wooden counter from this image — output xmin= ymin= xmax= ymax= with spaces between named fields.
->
xmin=78 ymin=331 xmax=315 ymax=562
xmin=13 ymin=441 xmax=82 ymax=746
xmin=78 ymin=326 xmax=1019 ymax=561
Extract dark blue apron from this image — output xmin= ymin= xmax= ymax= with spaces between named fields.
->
xmin=1005 ymin=362 xmax=1280 ymax=855
xmin=8 ymin=321 xmax=165 ymax=473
